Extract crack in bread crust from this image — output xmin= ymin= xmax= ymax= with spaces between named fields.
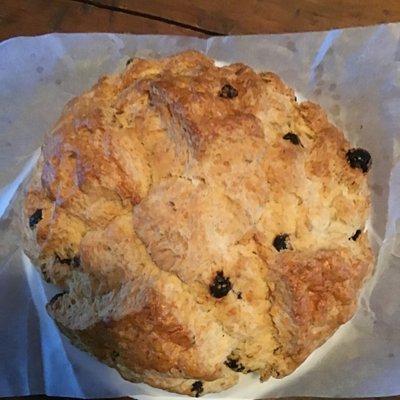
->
xmin=22 ymin=50 xmax=374 ymax=396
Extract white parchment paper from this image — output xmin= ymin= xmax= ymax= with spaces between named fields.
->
xmin=1 ymin=25 xmax=400 ymax=399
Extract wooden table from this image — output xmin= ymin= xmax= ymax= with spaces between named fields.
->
xmin=2 ymin=0 xmax=400 ymax=41
xmin=2 ymin=1 xmax=400 ymax=399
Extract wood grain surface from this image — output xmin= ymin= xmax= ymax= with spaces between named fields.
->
xmin=2 ymin=0 xmax=400 ymax=399
xmin=2 ymin=0 xmax=400 ymax=41
xmin=79 ymin=0 xmax=400 ymax=34
xmin=0 ymin=0 xmax=204 ymax=42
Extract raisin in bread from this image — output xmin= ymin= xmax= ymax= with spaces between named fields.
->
xmin=22 ymin=51 xmax=374 ymax=396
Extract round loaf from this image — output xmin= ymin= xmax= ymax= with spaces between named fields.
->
xmin=23 ymin=51 xmax=374 ymax=396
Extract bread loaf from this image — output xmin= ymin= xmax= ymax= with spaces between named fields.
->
xmin=23 ymin=51 xmax=374 ymax=396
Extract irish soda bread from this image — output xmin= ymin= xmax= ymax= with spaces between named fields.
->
xmin=23 ymin=51 xmax=374 ymax=396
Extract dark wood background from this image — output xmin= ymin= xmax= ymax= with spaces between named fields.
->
xmin=2 ymin=0 xmax=400 ymax=41
xmin=2 ymin=0 xmax=400 ymax=399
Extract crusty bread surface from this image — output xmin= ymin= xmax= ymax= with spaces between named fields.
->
xmin=22 ymin=51 xmax=373 ymax=396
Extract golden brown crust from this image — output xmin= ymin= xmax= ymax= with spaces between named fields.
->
xmin=22 ymin=50 xmax=374 ymax=396
xmin=262 ymin=241 xmax=373 ymax=378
